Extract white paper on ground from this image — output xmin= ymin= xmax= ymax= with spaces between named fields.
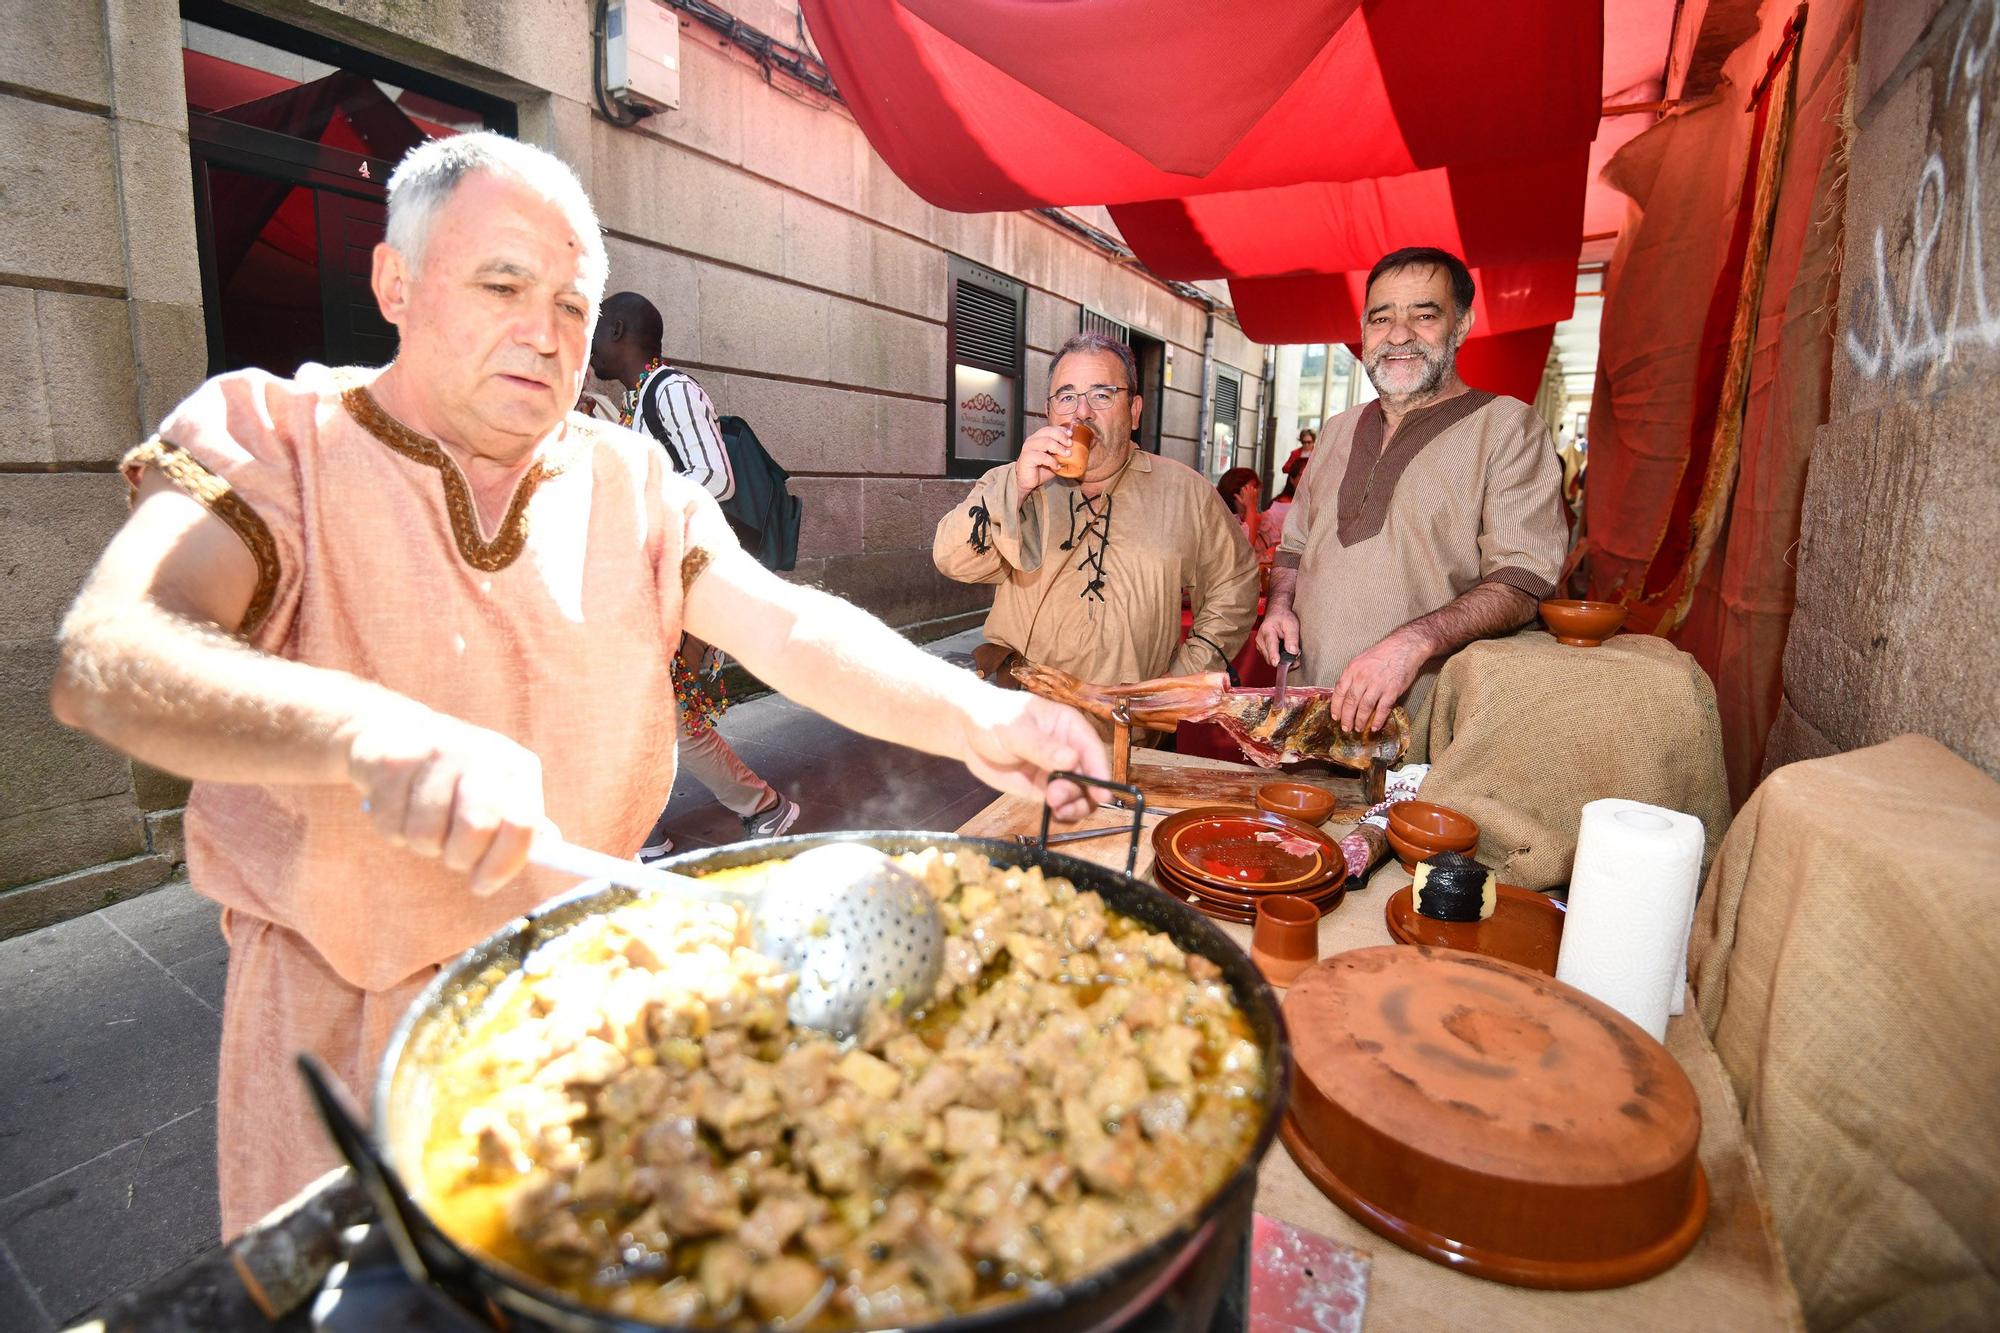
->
xmin=1554 ymin=798 xmax=1706 ymax=1041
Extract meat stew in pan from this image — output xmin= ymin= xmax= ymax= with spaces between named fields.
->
xmin=416 ymin=848 xmax=1268 ymax=1330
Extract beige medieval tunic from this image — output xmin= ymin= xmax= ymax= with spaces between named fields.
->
xmin=933 ymin=450 xmax=1260 ymax=693
xmin=1277 ymin=390 xmax=1568 ymax=732
xmin=126 ymin=363 xmax=731 ymax=1236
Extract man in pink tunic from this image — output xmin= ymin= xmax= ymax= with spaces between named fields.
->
xmin=50 ymin=133 xmax=1107 ymax=1238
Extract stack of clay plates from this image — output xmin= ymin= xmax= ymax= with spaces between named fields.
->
xmin=1150 ymin=806 xmax=1345 ymax=924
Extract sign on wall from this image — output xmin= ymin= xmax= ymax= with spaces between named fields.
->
xmin=953 ymin=366 xmax=1016 ymax=464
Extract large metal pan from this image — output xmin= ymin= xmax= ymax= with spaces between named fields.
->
xmin=303 ymin=827 xmax=1293 ymax=1333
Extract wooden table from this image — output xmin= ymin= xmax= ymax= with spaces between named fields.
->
xmin=957 ymin=750 xmax=1804 ymax=1331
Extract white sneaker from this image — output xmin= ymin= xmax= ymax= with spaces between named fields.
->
xmin=742 ymin=793 xmax=800 ymax=839
xmin=636 ymin=833 xmax=675 ymax=863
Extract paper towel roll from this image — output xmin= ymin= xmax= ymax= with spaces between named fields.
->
xmin=1554 ymin=799 xmax=1706 ymax=1041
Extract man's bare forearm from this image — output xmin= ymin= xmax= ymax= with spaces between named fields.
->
xmin=1401 ymin=581 xmax=1536 ymax=657
xmin=1265 ymin=564 xmax=1300 ymax=613
xmin=53 ymin=599 xmax=406 ymax=787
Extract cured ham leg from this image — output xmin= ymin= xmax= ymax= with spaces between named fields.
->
xmin=1013 ymin=662 xmax=1410 ymax=770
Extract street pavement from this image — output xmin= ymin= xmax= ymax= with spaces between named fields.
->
xmin=0 ymin=629 xmax=997 ymax=1328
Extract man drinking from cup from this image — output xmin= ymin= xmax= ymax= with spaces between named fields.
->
xmin=934 ymin=332 xmax=1259 ymax=724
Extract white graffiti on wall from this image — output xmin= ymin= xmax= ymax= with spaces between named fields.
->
xmin=1845 ymin=0 xmax=2000 ymax=376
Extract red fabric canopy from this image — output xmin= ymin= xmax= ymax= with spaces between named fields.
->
xmin=801 ymin=0 xmax=1603 ymax=211
xmin=1452 ymin=324 xmax=1558 ymax=404
xmin=1231 ymin=259 xmax=1578 ymax=345
xmin=1109 ymin=145 xmax=1591 ymax=281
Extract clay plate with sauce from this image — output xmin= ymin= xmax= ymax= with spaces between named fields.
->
xmin=1152 ymin=807 xmax=1341 ymax=894
xmin=1155 ymin=859 xmax=1343 ymax=924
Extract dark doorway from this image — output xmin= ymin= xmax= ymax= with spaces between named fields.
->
xmin=1129 ymin=329 xmax=1166 ymax=455
xmin=181 ymin=1 xmax=515 ymax=377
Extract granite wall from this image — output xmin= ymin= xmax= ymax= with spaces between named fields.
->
xmin=1767 ymin=0 xmax=2000 ymax=777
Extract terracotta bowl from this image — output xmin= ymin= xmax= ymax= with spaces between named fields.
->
xmin=1384 ymin=824 xmax=1429 ymax=873
xmin=1385 ymin=802 xmax=1479 ymax=869
xmin=1539 ymin=598 xmax=1627 ymax=647
xmin=1251 ymin=894 xmax=1321 ymax=987
xmin=1256 ymin=781 xmax=1338 ymax=826
xmin=1387 ymin=800 xmax=1478 ymax=843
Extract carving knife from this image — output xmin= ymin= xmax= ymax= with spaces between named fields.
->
xmin=1274 ymin=648 xmax=1298 ymax=706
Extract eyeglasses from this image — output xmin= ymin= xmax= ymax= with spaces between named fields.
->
xmin=1048 ymin=386 xmax=1129 ymax=413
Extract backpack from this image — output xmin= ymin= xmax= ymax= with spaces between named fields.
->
xmin=715 ymin=414 xmax=802 ymax=571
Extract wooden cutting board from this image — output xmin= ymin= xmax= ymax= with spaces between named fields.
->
xmin=1128 ymin=758 xmax=1370 ymax=819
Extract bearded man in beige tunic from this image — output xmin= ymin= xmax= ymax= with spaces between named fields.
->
xmin=50 ymin=134 xmax=1108 ymax=1239
xmin=933 ymin=332 xmax=1260 ymax=728
xmin=1256 ymin=248 xmax=1568 ymax=741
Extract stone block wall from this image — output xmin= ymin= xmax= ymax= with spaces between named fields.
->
xmin=0 ymin=0 xmax=208 ymax=933
xmin=1768 ymin=0 xmax=2000 ymax=776
xmin=0 ymin=0 xmax=1270 ymax=933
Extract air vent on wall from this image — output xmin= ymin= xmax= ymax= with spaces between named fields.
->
xmin=954 ymin=281 xmax=1021 ymax=372
xmin=1213 ymin=369 xmax=1241 ymax=433
xmin=1080 ymin=308 xmax=1131 ymax=342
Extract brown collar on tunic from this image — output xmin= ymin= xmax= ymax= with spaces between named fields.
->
xmin=1335 ymin=389 xmax=1495 ymax=547
xmin=343 ymin=384 xmax=585 ymax=572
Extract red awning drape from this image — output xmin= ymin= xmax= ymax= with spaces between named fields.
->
xmin=1231 ymin=259 xmax=1579 ymax=345
xmin=800 ymin=0 xmax=1603 ymax=211
xmin=1109 ymin=145 xmax=1591 ymax=281
xmin=1453 ymin=324 xmax=1558 ymax=404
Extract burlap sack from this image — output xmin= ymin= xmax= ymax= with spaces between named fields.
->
xmin=1688 ymin=736 xmax=2000 ymax=1331
xmin=1420 ymin=630 xmax=1731 ymax=889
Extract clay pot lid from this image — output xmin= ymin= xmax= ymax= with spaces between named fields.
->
xmin=1281 ymin=946 xmax=1706 ymax=1287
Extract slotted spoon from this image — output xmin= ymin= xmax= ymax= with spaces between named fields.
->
xmin=529 ymin=831 xmax=944 ymax=1038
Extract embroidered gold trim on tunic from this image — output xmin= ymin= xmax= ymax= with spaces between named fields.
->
xmin=121 ymin=436 xmax=281 ymax=639
xmin=680 ymin=546 xmax=714 ymax=595
xmin=341 ymin=384 xmax=580 ymax=573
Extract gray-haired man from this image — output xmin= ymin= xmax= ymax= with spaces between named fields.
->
xmin=51 ymin=131 xmax=1109 ymax=1234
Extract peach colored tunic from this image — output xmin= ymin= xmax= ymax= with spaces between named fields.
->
xmin=128 ymin=364 xmax=730 ymax=1235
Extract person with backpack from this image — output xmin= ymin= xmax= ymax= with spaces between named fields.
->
xmin=590 ymin=291 xmax=798 ymax=853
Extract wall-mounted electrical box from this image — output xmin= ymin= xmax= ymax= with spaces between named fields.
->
xmin=605 ymin=0 xmax=681 ymax=112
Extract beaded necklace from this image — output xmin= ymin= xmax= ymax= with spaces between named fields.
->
xmin=621 ymin=354 xmax=730 ymax=730
xmin=619 ymin=356 xmax=672 ymax=428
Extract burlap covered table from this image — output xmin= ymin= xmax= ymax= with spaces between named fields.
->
xmin=1419 ymin=629 xmax=1732 ymax=890
xmin=1690 ymin=735 xmax=2000 ymax=1332
xmin=957 ymin=750 xmax=1802 ymax=1329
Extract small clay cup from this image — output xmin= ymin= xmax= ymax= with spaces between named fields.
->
xmin=1386 ymin=801 xmax=1479 ymax=871
xmin=1055 ymin=420 xmax=1095 ymax=480
xmin=1256 ymin=781 xmax=1337 ymax=826
xmin=1252 ymin=894 xmax=1321 ymax=987
xmin=1539 ymin=598 xmax=1627 ymax=647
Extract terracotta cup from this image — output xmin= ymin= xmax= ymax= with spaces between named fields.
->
xmin=1055 ymin=419 xmax=1095 ymax=480
xmin=1252 ymin=893 xmax=1322 ymax=987
xmin=1256 ymin=781 xmax=1337 ymax=825
xmin=1539 ymin=598 xmax=1627 ymax=647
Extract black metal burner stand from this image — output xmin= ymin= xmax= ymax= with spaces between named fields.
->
xmin=86 ymin=1183 xmax=1249 ymax=1333
xmin=306 ymin=1192 xmax=1252 ymax=1333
